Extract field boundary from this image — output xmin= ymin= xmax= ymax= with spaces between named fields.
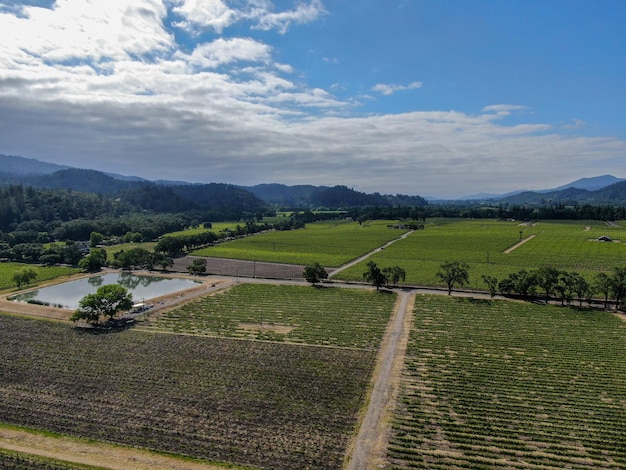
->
xmin=0 ymin=425 xmax=230 ymax=470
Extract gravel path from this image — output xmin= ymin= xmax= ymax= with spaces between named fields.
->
xmin=346 ymin=290 xmax=414 ymax=470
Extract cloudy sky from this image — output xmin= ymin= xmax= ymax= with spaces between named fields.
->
xmin=0 ymin=0 xmax=624 ymax=198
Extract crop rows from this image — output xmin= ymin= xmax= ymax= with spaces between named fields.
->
xmin=0 ymin=313 xmax=378 ymax=469
xmin=141 ymin=283 xmax=396 ymax=349
xmin=0 ymin=448 xmax=91 ymax=470
xmin=386 ymin=295 xmax=626 ymax=469
xmin=335 ymin=219 xmax=626 ymax=288
xmin=192 ymin=219 xmax=408 ymax=267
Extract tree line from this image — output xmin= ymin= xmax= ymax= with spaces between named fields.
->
xmin=315 ymin=258 xmax=626 ymax=313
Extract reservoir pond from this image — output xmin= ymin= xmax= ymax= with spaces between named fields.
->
xmin=10 ymin=272 xmax=202 ymax=310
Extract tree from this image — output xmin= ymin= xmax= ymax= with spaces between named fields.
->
xmin=536 ymin=266 xmax=560 ymax=301
xmin=78 ymin=248 xmax=107 ymax=272
xmin=12 ymin=268 xmax=37 ymax=288
xmin=498 ymin=269 xmax=537 ymax=298
xmin=609 ymin=267 xmax=626 ymax=311
xmin=303 ymin=262 xmax=328 ymax=285
xmin=594 ymin=272 xmax=612 ymax=309
xmin=70 ymin=284 xmax=133 ymax=325
xmin=481 ymin=275 xmax=498 ymax=298
xmin=555 ymin=271 xmax=575 ymax=305
xmin=436 ymin=261 xmax=469 ymax=295
xmin=89 ymin=231 xmax=104 ymax=247
xmin=571 ymin=272 xmax=590 ymax=307
xmin=187 ymin=258 xmax=207 ymax=275
xmin=363 ymin=261 xmax=388 ymax=290
xmin=383 ymin=266 xmax=406 ymax=287
xmin=154 ymin=253 xmax=174 ymax=271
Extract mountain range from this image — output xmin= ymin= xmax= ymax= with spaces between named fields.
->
xmin=1 ymin=153 xmax=625 ymax=207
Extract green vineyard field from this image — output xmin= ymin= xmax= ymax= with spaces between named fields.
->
xmin=334 ymin=219 xmax=626 ymax=289
xmin=191 ymin=219 xmax=408 ymax=267
xmin=387 ymin=295 xmax=626 ymax=469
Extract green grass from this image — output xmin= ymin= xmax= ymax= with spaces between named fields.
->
xmin=334 ymin=219 xmax=626 ymax=289
xmin=100 ymin=242 xmax=157 ymax=260
xmin=141 ymin=283 xmax=396 ymax=349
xmin=387 ymin=295 xmax=626 ymax=469
xmin=0 ymin=263 xmax=79 ymax=292
xmin=191 ymin=219 xmax=408 ymax=267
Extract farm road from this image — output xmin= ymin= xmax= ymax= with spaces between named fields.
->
xmin=0 ymin=425 xmax=228 ymax=470
xmin=329 ymin=229 xmax=414 ymax=278
xmin=346 ymin=290 xmax=414 ymax=470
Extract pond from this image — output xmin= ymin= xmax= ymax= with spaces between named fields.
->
xmin=10 ymin=272 xmax=202 ymax=310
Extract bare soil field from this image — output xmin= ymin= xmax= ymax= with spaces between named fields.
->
xmin=173 ymin=255 xmax=305 ymax=280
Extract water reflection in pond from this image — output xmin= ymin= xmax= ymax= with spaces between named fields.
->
xmin=10 ymin=272 xmax=202 ymax=310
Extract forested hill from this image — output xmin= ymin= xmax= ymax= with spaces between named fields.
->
xmin=498 ymin=181 xmax=626 ymax=205
xmin=0 ymin=168 xmax=268 ymax=231
xmin=244 ymin=183 xmax=428 ymax=208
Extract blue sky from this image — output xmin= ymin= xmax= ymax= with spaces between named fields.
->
xmin=0 ymin=0 xmax=624 ymax=198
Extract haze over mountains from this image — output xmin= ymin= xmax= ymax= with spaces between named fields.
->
xmin=1 ymin=154 xmax=625 ymax=207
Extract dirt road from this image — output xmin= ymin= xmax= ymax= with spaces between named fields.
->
xmin=345 ymin=290 xmax=414 ymax=470
xmin=0 ymin=426 xmax=227 ymax=470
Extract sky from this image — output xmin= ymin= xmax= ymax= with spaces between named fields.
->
xmin=0 ymin=0 xmax=624 ymax=199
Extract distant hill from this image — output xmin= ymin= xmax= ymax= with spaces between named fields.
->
xmin=244 ymin=183 xmax=427 ymax=208
xmin=460 ymin=175 xmax=626 ymax=204
xmin=0 ymin=154 xmax=69 ymax=175
xmin=499 ymin=180 xmax=626 ymax=205
xmin=1 ymin=152 xmax=623 ymax=207
xmin=0 ymin=154 xmax=145 ymax=182
xmin=552 ymin=175 xmax=625 ymax=192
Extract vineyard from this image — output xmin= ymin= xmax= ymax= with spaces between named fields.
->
xmin=334 ymin=219 xmax=626 ymax=288
xmin=191 ymin=219 xmax=408 ymax=267
xmin=0 ymin=285 xmax=396 ymax=470
xmin=386 ymin=295 xmax=626 ymax=469
xmin=141 ymin=283 xmax=396 ymax=349
xmin=0 ymin=448 xmax=93 ymax=470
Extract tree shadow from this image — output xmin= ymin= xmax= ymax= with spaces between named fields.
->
xmin=74 ymin=318 xmax=136 ymax=335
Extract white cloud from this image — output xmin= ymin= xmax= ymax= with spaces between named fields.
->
xmin=252 ymin=0 xmax=326 ymax=34
xmin=181 ymin=37 xmax=273 ymax=69
xmin=561 ymin=118 xmax=586 ymax=130
xmin=1 ymin=0 xmax=172 ymax=62
xmin=481 ymin=104 xmax=529 ymax=116
xmin=170 ymin=0 xmax=238 ymax=34
xmin=0 ymin=1 xmax=624 ymax=198
xmin=371 ymin=81 xmax=422 ymax=96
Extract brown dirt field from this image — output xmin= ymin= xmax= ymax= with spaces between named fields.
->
xmin=0 ymin=426 xmax=230 ymax=470
xmin=174 ymin=255 xmax=305 ymax=280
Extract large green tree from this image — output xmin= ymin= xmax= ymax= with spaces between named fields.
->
xmin=12 ymin=267 xmax=37 ymax=288
xmin=71 ymin=284 xmax=133 ymax=325
xmin=363 ymin=261 xmax=388 ymax=290
xmin=383 ymin=266 xmax=406 ymax=287
xmin=303 ymin=262 xmax=328 ymax=285
xmin=436 ymin=261 xmax=470 ymax=295
xmin=609 ymin=267 xmax=626 ymax=311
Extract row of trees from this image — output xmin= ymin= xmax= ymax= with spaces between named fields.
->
xmin=322 ymin=258 xmax=626 ymax=313
xmin=487 ymin=266 xmax=626 ymax=310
